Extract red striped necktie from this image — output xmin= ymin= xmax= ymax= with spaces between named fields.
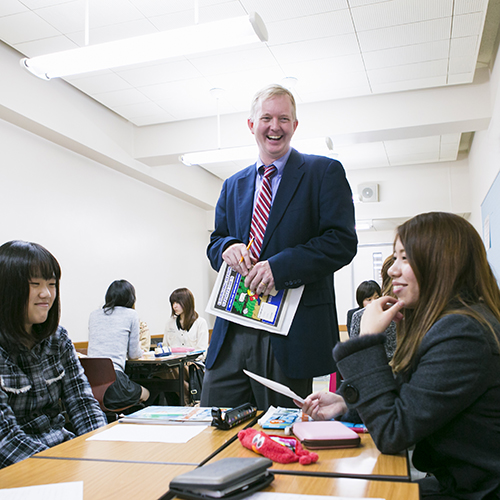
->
xmin=249 ymin=164 xmax=277 ymax=260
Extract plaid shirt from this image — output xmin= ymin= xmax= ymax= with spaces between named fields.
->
xmin=0 ymin=326 xmax=106 ymax=468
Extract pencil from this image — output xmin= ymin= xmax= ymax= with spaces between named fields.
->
xmin=239 ymin=237 xmax=254 ymax=263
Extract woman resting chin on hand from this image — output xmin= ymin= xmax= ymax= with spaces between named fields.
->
xmin=299 ymin=212 xmax=500 ymax=499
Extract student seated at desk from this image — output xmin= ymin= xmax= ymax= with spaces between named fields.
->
xmin=300 ymin=212 xmax=500 ymax=500
xmin=161 ymin=288 xmax=208 ymax=405
xmin=163 ymin=288 xmax=209 ymax=359
xmin=88 ymin=280 xmax=150 ymax=410
xmin=0 ymin=241 xmax=106 ymax=469
xmin=346 ymin=280 xmax=381 ymax=335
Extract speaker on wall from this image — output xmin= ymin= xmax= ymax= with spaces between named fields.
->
xmin=358 ymin=183 xmax=379 ymax=203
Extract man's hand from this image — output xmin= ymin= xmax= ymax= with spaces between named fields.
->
xmin=297 ymin=391 xmax=348 ymax=421
xmin=244 ymin=260 xmax=275 ymax=295
xmin=222 ymin=243 xmax=253 ymax=276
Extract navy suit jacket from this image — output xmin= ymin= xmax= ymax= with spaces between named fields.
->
xmin=206 ymin=149 xmax=357 ymax=379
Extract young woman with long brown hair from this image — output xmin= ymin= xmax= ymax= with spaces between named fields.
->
xmin=301 ymin=212 xmax=500 ymax=499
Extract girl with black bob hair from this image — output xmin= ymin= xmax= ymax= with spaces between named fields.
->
xmin=346 ymin=280 xmax=381 ymax=334
xmin=0 ymin=240 xmax=106 ymax=469
xmin=301 ymin=212 xmax=500 ymax=499
xmin=88 ymin=280 xmax=150 ymax=410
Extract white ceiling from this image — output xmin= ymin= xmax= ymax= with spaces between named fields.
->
xmin=0 ymin=0 xmax=496 ymax=196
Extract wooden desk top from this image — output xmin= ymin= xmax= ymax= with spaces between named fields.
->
xmin=0 ymin=458 xmax=194 ymax=500
xmin=206 ymin=430 xmax=410 ymax=480
xmin=258 ymin=473 xmax=419 ymax=499
xmin=34 ymin=420 xmax=250 ymax=465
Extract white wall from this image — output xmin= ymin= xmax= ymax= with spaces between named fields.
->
xmin=468 ymin=49 xmax=500 ymax=231
xmin=0 ymin=118 xmax=214 ymax=341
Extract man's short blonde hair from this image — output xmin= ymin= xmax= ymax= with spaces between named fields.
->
xmin=249 ymin=84 xmax=297 ymax=122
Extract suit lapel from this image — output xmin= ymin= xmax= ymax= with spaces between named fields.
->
xmin=261 ymin=149 xmax=305 ymax=254
xmin=236 ymin=165 xmax=257 ymax=241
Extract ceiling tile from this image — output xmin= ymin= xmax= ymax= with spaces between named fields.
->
xmin=240 ymin=0 xmax=348 ymax=23
xmin=363 ymin=40 xmax=450 ymax=70
xmin=370 ymin=75 xmax=448 ymax=94
xmin=93 ymin=88 xmax=150 ymax=108
xmin=66 ymin=19 xmax=157 ymax=46
xmin=112 ymin=100 xmax=167 ymax=119
xmin=15 ymin=0 xmax=73 ymax=8
xmin=351 ymin=0 xmax=453 ymax=32
xmin=0 ymin=0 xmax=28 ymax=17
xmin=115 ymin=59 xmax=203 ymax=87
xmin=189 ymin=46 xmax=276 ymax=76
xmin=14 ymin=34 xmax=77 ymax=56
xmin=449 ymin=35 xmax=479 ymax=58
xmin=453 ymin=0 xmax=489 ymax=15
xmin=385 ymin=136 xmax=440 ymax=155
xmin=449 ymin=56 xmax=477 ymax=74
xmin=447 ymin=72 xmax=475 ymax=84
xmin=68 ymin=72 xmax=132 ymax=93
xmin=266 ymin=9 xmax=354 ymax=45
xmin=150 ymin=2 xmax=246 ymax=31
xmin=368 ymin=59 xmax=449 ymax=85
xmin=452 ymin=12 xmax=485 ymax=37
xmin=0 ymin=11 xmax=60 ymax=44
xmin=357 ymin=17 xmax=452 ymax=52
xmin=270 ymin=34 xmax=360 ymax=65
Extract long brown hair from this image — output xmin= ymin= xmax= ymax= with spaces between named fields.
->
xmin=391 ymin=212 xmax=500 ymax=374
xmin=169 ymin=288 xmax=198 ymax=331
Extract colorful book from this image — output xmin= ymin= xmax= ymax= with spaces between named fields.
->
xmin=118 ymin=406 xmax=213 ymax=425
xmin=258 ymin=406 xmax=306 ymax=429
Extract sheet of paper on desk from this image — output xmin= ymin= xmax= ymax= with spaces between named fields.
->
xmin=243 ymin=369 xmax=305 ymax=404
xmin=86 ymin=424 xmax=205 ymax=443
xmin=247 ymin=493 xmax=383 ymax=500
xmin=0 ymin=481 xmax=83 ymax=500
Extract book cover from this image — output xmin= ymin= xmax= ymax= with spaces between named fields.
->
xmin=119 ymin=406 xmax=213 ymax=425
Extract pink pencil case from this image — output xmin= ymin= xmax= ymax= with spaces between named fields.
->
xmin=292 ymin=421 xmax=361 ymax=449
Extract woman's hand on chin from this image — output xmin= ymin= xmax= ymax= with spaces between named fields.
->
xmin=360 ymin=296 xmax=404 ymax=336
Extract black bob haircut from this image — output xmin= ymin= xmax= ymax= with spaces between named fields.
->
xmin=0 ymin=240 xmax=61 ymax=352
xmin=355 ymin=280 xmax=382 ymax=308
xmin=103 ymin=280 xmax=136 ymax=314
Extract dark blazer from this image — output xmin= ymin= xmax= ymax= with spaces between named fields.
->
xmin=206 ymin=149 xmax=357 ymax=379
xmin=334 ymin=307 xmax=500 ymax=499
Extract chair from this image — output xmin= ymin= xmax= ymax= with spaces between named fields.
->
xmin=79 ymin=357 xmax=139 ymax=418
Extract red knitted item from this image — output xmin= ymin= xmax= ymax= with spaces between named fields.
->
xmin=238 ymin=428 xmax=319 ymax=465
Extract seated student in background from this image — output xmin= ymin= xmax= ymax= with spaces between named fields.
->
xmin=163 ymin=288 xmax=209 ymax=359
xmin=0 ymin=241 xmax=106 ymax=469
xmin=300 ymin=212 xmax=500 ymax=499
xmin=88 ymin=280 xmax=150 ymax=410
xmin=349 ymin=255 xmax=396 ymax=360
xmin=346 ymin=280 xmax=381 ymax=334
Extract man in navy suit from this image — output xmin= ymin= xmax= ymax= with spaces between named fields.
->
xmin=201 ymin=84 xmax=357 ymax=409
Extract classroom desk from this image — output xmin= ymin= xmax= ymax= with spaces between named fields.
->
xmin=0 ymin=457 xmax=194 ymax=500
xmin=34 ymin=419 xmax=252 ymax=466
xmin=126 ymin=351 xmax=202 ymax=405
xmin=205 ymin=429 xmax=410 ymax=481
xmin=234 ymin=473 xmax=419 ymax=499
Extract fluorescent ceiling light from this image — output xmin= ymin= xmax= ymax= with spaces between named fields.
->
xmin=20 ymin=13 xmax=268 ymax=80
xmin=180 ymin=137 xmax=333 ymax=166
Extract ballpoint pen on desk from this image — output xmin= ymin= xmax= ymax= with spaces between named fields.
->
xmin=239 ymin=237 xmax=254 ymax=263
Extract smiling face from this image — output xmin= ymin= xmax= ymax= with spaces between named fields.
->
xmin=25 ymin=277 xmax=57 ymax=333
xmin=248 ymin=94 xmax=298 ymax=165
xmin=389 ymin=238 xmax=420 ymax=309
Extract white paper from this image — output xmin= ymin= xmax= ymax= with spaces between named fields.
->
xmin=243 ymin=369 xmax=305 ymax=404
xmin=86 ymin=424 xmax=205 ymax=443
xmin=0 ymin=481 xmax=83 ymax=500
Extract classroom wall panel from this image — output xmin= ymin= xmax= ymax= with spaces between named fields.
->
xmin=0 ymin=118 xmax=213 ymax=341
